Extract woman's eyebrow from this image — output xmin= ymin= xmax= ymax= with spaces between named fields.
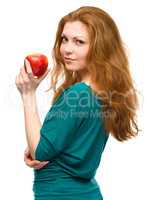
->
xmin=61 ymin=33 xmax=86 ymax=40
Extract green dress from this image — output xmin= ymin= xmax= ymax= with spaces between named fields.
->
xmin=33 ymin=82 xmax=109 ymax=200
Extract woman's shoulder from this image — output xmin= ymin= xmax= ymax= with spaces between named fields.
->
xmin=66 ymin=82 xmax=102 ymax=109
xmin=53 ymin=82 xmax=102 ymax=110
xmin=67 ymin=82 xmax=100 ymax=102
xmin=64 ymin=82 xmax=92 ymax=101
xmin=66 ymin=82 xmax=91 ymax=92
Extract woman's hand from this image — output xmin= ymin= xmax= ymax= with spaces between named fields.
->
xmin=24 ymin=147 xmax=49 ymax=170
xmin=15 ymin=59 xmax=49 ymax=97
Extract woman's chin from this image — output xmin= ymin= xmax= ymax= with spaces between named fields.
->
xmin=65 ymin=65 xmax=77 ymax=71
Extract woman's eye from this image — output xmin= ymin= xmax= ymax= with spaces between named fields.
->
xmin=76 ymin=40 xmax=85 ymax=45
xmin=61 ymin=36 xmax=68 ymax=43
xmin=61 ymin=36 xmax=85 ymax=45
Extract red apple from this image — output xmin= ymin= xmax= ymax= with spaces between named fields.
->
xmin=24 ymin=53 xmax=48 ymax=78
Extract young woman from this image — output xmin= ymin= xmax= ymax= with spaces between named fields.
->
xmin=15 ymin=6 xmax=139 ymax=200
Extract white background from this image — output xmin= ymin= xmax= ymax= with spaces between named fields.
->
xmin=0 ymin=0 xmax=147 ymax=199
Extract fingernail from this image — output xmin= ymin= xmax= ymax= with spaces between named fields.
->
xmin=25 ymin=59 xmax=30 ymax=66
xmin=25 ymin=59 xmax=32 ymax=73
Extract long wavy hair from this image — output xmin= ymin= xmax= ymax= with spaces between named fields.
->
xmin=46 ymin=6 xmax=139 ymax=142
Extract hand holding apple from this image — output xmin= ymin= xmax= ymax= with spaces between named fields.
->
xmin=15 ymin=53 xmax=49 ymax=97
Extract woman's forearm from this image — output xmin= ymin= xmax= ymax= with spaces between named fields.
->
xmin=22 ymin=93 xmax=41 ymax=159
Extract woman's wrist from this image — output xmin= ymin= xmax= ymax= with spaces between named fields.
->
xmin=21 ymin=91 xmax=36 ymax=100
xmin=21 ymin=92 xmax=37 ymax=110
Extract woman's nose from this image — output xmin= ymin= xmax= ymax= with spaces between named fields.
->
xmin=64 ymin=42 xmax=74 ymax=54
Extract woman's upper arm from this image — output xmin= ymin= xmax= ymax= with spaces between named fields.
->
xmin=35 ymin=86 xmax=87 ymax=161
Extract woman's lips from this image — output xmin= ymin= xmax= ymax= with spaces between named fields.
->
xmin=64 ymin=57 xmax=76 ymax=62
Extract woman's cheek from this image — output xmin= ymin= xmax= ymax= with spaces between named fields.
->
xmin=59 ymin=45 xmax=63 ymax=55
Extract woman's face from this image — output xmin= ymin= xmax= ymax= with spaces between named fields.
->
xmin=60 ymin=21 xmax=90 ymax=72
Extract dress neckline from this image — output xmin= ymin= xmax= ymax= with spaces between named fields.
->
xmin=80 ymin=81 xmax=91 ymax=87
